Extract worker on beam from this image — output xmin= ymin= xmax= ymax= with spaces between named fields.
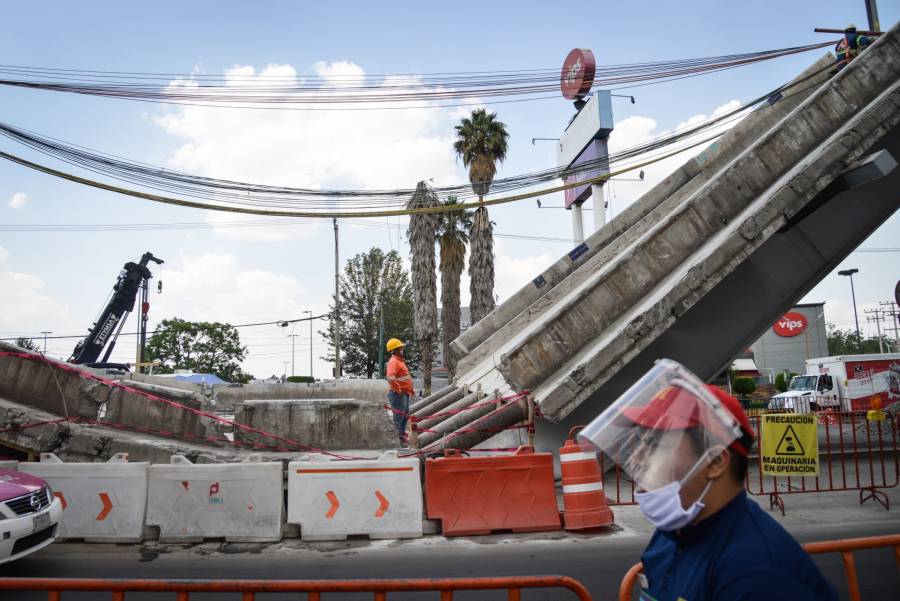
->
xmin=835 ymin=24 xmax=873 ymax=71
xmin=578 ymin=360 xmax=837 ymax=600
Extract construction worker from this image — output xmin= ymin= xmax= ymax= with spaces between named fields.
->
xmin=385 ymin=338 xmax=414 ymax=445
xmin=835 ymin=24 xmax=872 ymax=71
xmin=578 ymin=360 xmax=837 ymax=600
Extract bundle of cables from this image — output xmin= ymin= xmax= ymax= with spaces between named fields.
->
xmin=0 ymin=42 xmax=833 ymax=109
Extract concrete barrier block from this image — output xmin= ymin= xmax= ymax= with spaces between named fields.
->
xmin=146 ymin=454 xmax=283 ymax=543
xmin=20 ymin=452 xmax=148 ymax=542
xmin=0 ymin=460 xmax=18 ymax=470
xmin=234 ymin=398 xmax=396 ymax=450
xmin=288 ymin=451 xmax=422 ymax=541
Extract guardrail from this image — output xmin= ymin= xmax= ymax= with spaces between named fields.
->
xmin=618 ymin=534 xmax=900 ymax=601
xmin=0 ymin=575 xmax=594 ymax=600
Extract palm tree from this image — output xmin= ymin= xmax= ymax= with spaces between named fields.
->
xmin=453 ymin=108 xmax=509 ymax=324
xmin=437 ymin=197 xmax=473 ymax=380
xmin=406 ymin=181 xmax=440 ymax=396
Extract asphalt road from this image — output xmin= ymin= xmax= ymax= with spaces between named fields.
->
xmin=1 ymin=521 xmax=897 ymax=601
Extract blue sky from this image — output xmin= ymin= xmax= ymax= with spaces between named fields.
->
xmin=1 ymin=1 xmax=898 ymax=378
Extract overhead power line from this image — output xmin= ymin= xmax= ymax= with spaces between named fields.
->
xmin=0 ymin=65 xmax=830 ymax=217
xmin=0 ymin=314 xmax=329 ymax=343
xmin=0 ymin=42 xmax=833 ymax=110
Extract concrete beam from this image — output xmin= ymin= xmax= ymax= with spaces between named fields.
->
xmin=450 ymin=54 xmax=835 ymax=381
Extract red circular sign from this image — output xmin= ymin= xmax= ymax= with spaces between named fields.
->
xmin=773 ymin=312 xmax=809 ymax=337
xmin=561 ymin=49 xmax=596 ymax=100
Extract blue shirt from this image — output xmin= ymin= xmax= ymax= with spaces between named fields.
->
xmin=639 ymin=491 xmax=838 ymax=601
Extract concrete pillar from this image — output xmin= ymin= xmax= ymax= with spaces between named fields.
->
xmin=571 ymin=203 xmax=584 ymax=245
xmin=592 ymin=183 xmax=606 ymax=231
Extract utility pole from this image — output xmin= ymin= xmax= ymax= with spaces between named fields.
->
xmin=865 ymin=0 xmax=881 ymax=32
xmin=333 ymin=217 xmax=342 ymax=379
xmin=865 ymin=308 xmax=885 ymax=353
xmin=304 ymin=310 xmax=313 ymax=379
xmin=40 ymin=331 xmax=51 ymax=353
xmin=838 ymin=269 xmax=862 ymax=353
xmin=378 ymin=295 xmax=385 ymax=378
xmin=879 ymin=301 xmax=900 ymax=350
xmin=287 ymin=334 xmax=300 ymax=377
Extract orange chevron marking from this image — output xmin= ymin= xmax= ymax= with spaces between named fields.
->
xmin=54 ymin=491 xmax=67 ymax=511
xmin=325 ymin=491 xmax=340 ymax=519
xmin=374 ymin=490 xmax=389 ymax=518
xmin=96 ymin=492 xmax=113 ymax=521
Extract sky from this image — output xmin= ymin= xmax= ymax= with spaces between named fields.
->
xmin=0 ymin=1 xmax=898 ymax=380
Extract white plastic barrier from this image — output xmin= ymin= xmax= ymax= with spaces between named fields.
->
xmin=288 ymin=451 xmax=422 ymax=541
xmin=146 ymin=454 xmax=283 ymax=542
xmin=20 ymin=453 xmax=148 ymax=542
xmin=0 ymin=460 xmax=18 ymax=471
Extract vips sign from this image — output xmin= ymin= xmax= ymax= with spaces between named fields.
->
xmin=772 ymin=312 xmax=808 ymax=337
xmin=560 ymin=49 xmax=596 ymax=100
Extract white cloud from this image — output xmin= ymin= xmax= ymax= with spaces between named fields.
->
xmin=154 ymin=62 xmax=469 ymax=231
xmin=149 ymin=252 xmax=332 ymax=379
xmin=8 ymin=192 xmax=29 ymax=209
xmin=0 ymin=246 xmax=73 ymax=338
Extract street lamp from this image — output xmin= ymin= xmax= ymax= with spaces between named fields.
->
xmin=838 ymin=268 xmax=862 ymax=353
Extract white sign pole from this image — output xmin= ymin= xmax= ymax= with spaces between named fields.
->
xmin=592 ymin=183 xmax=605 ymax=231
xmin=572 ymin=204 xmax=584 ymax=245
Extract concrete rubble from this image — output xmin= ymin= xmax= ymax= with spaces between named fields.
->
xmin=0 ymin=342 xmax=394 ymax=463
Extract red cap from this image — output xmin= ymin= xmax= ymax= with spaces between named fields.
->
xmin=619 ymin=384 xmax=755 ymax=456
xmin=620 ymin=385 xmax=704 ymax=430
xmin=704 ymin=385 xmax=755 ymax=456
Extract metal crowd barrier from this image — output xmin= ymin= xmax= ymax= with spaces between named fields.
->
xmin=618 ymin=533 xmax=900 ymax=601
xmin=746 ymin=411 xmax=899 ymax=514
xmin=0 ymin=575 xmax=593 ymax=600
xmin=597 ymin=412 xmax=899 ymax=512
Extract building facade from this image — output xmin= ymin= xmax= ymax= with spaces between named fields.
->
xmin=750 ymin=302 xmax=829 ymax=379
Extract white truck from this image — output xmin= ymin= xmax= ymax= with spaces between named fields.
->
xmin=768 ymin=353 xmax=900 ymax=413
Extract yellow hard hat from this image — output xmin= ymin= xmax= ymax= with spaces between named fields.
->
xmin=386 ymin=338 xmax=406 ymax=352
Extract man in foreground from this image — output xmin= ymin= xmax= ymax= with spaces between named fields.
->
xmin=579 ymin=359 xmax=837 ymax=600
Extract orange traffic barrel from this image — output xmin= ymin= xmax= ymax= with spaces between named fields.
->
xmin=560 ymin=426 xmax=614 ymax=531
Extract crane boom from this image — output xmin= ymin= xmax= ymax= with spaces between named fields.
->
xmin=69 ymin=251 xmax=163 ymax=367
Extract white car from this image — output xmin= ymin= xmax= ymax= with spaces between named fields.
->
xmin=0 ymin=468 xmax=63 ymax=564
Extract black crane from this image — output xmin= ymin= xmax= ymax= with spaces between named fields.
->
xmin=69 ymin=251 xmax=163 ymax=369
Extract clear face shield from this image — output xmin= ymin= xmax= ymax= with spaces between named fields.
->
xmin=577 ymin=359 xmax=743 ymax=493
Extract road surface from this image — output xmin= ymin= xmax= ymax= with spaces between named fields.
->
xmin=2 ymin=517 xmax=897 ymax=600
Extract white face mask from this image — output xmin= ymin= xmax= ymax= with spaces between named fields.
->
xmin=634 ymin=454 xmax=715 ymax=531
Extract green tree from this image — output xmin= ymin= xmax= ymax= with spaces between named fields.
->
xmin=145 ymin=318 xmax=252 ymax=383
xmin=406 ymin=182 xmax=440 ymax=395
xmin=322 ymin=248 xmax=418 ymax=379
xmin=15 ymin=337 xmax=40 ymax=352
xmin=827 ymin=324 xmax=895 ymax=355
xmin=774 ymin=372 xmax=791 ymax=393
xmin=454 ymin=108 xmax=509 ymax=324
xmin=733 ymin=377 xmax=757 ymax=399
xmin=437 ymin=196 xmax=473 ymax=380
